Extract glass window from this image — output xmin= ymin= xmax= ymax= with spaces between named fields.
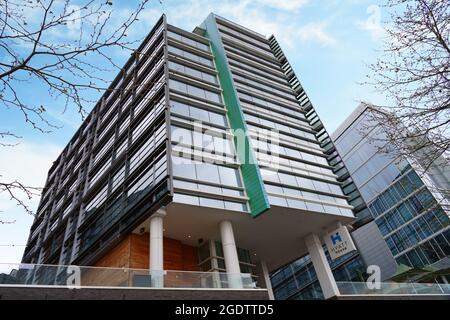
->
xmin=224 ymin=201 xmax=247 ymax=211
xmin=172 ymin=156 xmax=197 ymax=180
xmin=279 ymin=173 xmax=298 ymax=187
xmin=171 ymin=100 xmax=190 ymax=117
xmin=173 ymin=179 xmax=197 ymax=190
xmin=170 ymin=99 xmax=227 ymax=127
xmin=189 ymin=107 xmax=210 ymax=122
xmin=312 ymin=180 xmax=330 ymax=193
xmin=213 ymin=136 xmax=232 ymax=155
xmin=171 ymin=126 xmax=192 ymax=146
xmin=186 ymin=66 xmax=202 ymax=79
xmin=173 ymin=193 xmax=199 ymax=205
xmin=435 ymin=233 xmax=450 ymax=256
xmin=196 ymin=163 xmax=220 ymax=184
xmin=296 ymin=177 xmax=315 ymax=191
xmin=219 ymin=166 xmax=241 ymax=187
xmin=434 ymin=207 xmax=450 ymax=225
xmin=209 ymin=112 xmax=227 ymax=127
xmin=409 ymin=195 xmax=424 ymax=213
xmin=386 ymin=236 xmax=399 ymax=256
xmin=169 ymin=79 xmax=187 ymax=92
xmin=376 ymin=217 xmax=390 ymax=236
xmin=416 ymin=189 xmax=436 ymax=208
xmin=168 ymin=30 xmax=182 ymax=42
xmin=306 ymin=202 xmax=325 ymax=213
xmin=187 ymin=84 xmax=204 ymax=98
xmin=204 ymin=89 xmax=222 ymax=103
xmin=283 ymin=186 xmax=301 ymax=197
xmin=287 ymin=199 xmax=307 ymax=210
xmin=423 ymin=210 xmax=442 ymax=233
xmin=199 ymin=197 xmax=225 ymax=209
xmin=168 ymin=45 xmax=213 ymax=67
xmin=269 ymin=195 xmax=288 ymax=206
xmin=397 ymin=203 xmax=413 ymax=222
xmin=420 ymin=240 xmax=440 ymax=263
xmin=265 ymin=184 xmax=283 ymax=194
xmin=202 ymin=73 xmax=217 ymax=84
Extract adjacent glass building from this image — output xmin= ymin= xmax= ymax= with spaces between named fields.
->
xmin=332 ymin=103 xmax=450 ymax=273
xmin=21 ymin=14 xmax=356 ymax=298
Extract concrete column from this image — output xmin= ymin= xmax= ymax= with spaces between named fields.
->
xmin=149 ymin=209 xmax=166 ymax=287
xmin=260 ymin=260 xmax=275 ymax=300
xmin=219 ymin=220 xmax=242 ymax=288
xmin=304 ymin=233 xmax=339 ymax=299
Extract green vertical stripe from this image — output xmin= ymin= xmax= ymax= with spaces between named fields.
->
xmin=201 ymin=14 xmax=270 ymax=217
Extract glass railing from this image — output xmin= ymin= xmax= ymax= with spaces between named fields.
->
xmin=337 ymin=281 xmax=450 ymax=296
xmin=0 ymin=263 xmax=256 ymax=290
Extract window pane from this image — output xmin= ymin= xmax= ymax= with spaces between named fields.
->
xmin=173 ymin=193 xmax=199 ymax=205
xmin=196 ymin=163 xmax=220 ymax=184
xmin=172 ymin=157 xmax=197 ymax=180
xmin=199 ymin=197 xmax=224 ymax=209
xmin=171 ymin=126 xmax=192 ymax=145
xmin=171 ymin=100 xmax=189 ymax=117
xmin=209 ymin=112 xmax=227 ymax=126
xmin=189 ymin=107 xmax=209 ymax=122
xmin=219 ymin=166 xmax=241 ymax=187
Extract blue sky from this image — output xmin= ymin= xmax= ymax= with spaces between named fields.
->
xmin=0 ymin=0 xmax=388 ymax=264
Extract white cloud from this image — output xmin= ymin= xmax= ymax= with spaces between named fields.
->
xmin=0 ymin=142 xmax=62 ymax=213
xmin=297 ymin=22 xmax=336 ymax=47
xmin=356 ymin=19 xmax=386 ymax=41
xmin=356 ymin=4 xmax=387 ymax=41
xmin=256 ymin=0 xmax=309 ymax=11
xmin=156 ymin=0 xmax=336 ymax=48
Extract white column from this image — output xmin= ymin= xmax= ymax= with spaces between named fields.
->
xmin=149 ymin=209 xmax=166 ymax=287
xmin=260 ymin=260 xmax=275 ymax=300
xmin=219 ymin=220 xmax=242 ymax=288
xmin=304 ymin=233 xmax=339 ymax=299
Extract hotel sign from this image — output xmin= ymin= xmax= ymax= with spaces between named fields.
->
xmin=324 ymin=225 xmax=357 ymax=260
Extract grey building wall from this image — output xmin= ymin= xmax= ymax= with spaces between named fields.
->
xmin=352 ymin=221 xmax=397 ymax=280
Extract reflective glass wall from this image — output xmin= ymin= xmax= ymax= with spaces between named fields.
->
xmin=214 ymin=16 xmax=353 ymax=218
xmin=23 ymin=16 xmax=172 ymax=266
xmin=334 ymin=106 xmax=450 ymax=268
xmin=166 ymin=24 xmax=249 ymax=212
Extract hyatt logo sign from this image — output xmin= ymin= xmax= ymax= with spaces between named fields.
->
xmin=324 ymin=225 xmax=357 ymax=260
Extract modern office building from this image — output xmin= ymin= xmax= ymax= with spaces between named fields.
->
xmin=268 ymin=43 xmax=397 ymax=300
xmin=21 ymin=13 xmax=357 ymax=298
xmin=332 ymin=103 xmax=450 ymax=278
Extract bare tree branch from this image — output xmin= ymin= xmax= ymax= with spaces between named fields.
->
xmin=0 ymin=0 xmax=157 ymax=223
xmin=363 ymin=0 xmax=450 ymax=185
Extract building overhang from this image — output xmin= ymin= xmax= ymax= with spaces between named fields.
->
xmin=134 ymin=203 xmax=355 ymax=272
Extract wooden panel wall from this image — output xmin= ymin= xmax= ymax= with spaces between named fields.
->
xmin=130 ymin=233 xmax=150 ymax=269
xmin=93 ymin=233 xmax=200 ymax=272
xmin=94 ymin=236 xmax=131 ymax=269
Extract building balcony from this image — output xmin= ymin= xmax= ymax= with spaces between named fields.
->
xmin=0 ymin=263 xmax=269 ymax=300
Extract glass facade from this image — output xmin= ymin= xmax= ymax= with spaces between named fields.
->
xmin=211 ymin=16 xmax=354 ymax=218
xmin=23 ymin=16 xmax=171 ymax=265
xmin=271 ymin=249 xmax=366 ymax=300
xmin=167 ymin=24 xmax=249 ymax=213
xmin=333 ymin=105 xmax=450 ymax=268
